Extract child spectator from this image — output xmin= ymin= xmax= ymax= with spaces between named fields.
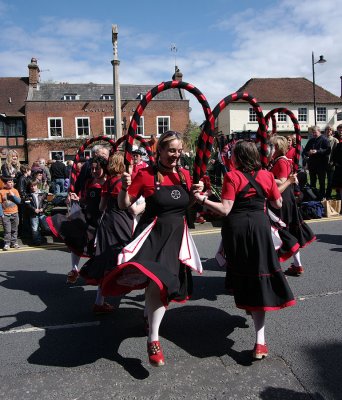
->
xmin=0 ymin=177 xmax=21 ymax=250
xmin=31 ymin=168 xmax=49 ymax=193
xmin=25 ymin=180 xmax=48 ymax=245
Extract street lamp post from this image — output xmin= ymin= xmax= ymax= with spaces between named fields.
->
xmin=312 ymin=52 xmax=327 ymax=126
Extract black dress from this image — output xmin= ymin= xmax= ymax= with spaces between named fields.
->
xmin=222 ymin=172 xmax=295 ymax=311
xmin=80 ymin=182 xmax=134 ymax=285
xmin=101 ymin=170 xmax=202 ymax=306
xmin=269 ymin=158 xmax=316 ymax=262
xmin=46 ymin=182 xmax=102 ymax=257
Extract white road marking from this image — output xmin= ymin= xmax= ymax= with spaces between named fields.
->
xmin=0 ymin=321 xmax=100 ymax=335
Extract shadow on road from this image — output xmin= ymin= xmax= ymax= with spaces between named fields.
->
xmin=0 ymin=269 xmax=249 ymax=379
xmin=260 ymin=387 xmax=323 ymax=400
xmin=315 ymin=233 xmax=342 ymax=252
xmin=305 ymin=341 xmax=342 ymax=400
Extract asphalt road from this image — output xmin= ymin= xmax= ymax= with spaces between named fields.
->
xmin=0 ymin=218 xmax=341 ymax=400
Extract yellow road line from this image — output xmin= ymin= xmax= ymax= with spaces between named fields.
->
xmin=1 ymin=215 xmax=340 ymax=253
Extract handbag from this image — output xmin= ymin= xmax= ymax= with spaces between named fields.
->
xmin=321 ymin=199 xmax=341 ymax=217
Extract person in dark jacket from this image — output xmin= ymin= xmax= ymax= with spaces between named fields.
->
xmin=50 ymin=154 xmax=68 ymax=194
xmin=16 ymin=164 xmax=32 ymax=237
xmin=302 ymin=126 xmax=331 ymax=200
xmin=25 ymin=180 xmax=48 ymax=245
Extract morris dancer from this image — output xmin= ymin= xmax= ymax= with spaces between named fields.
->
xmin=269 ymin=136 xmax=316 ymax=276
xmin=101 ymin=131 xmax=203 ymax=367
xmin=193 ymin=140 xmax=295 ymax=360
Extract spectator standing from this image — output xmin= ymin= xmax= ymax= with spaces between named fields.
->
xmin=0 ymin=177 xmax=21 ymax=250
xmin=31 ymin=169 xmax=49 ymax=193
xmin=25 ymin=180 xmax=48 ymax=245
xmin=38 ymin=158 xmax=51 ymax=186
xmin=324 ymin=125 xmax=339 ymax=199
xmin=1 ymin=150 xmax=21 ymax=182
xmin=16 ymin=164 xmax=32 ymax=237
xmin=302 ymin=126 xmax=330 ymax=200
xmin=50 ymin=154 xmax=68 ymax=194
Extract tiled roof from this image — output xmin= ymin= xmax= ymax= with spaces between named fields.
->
xmin=0 ymin=77 xmax=29 ymax=116
xmin=237 ymin=78 xmax=342 ymax=104
xmin=28 ymin=83 xmax=186 ymax=102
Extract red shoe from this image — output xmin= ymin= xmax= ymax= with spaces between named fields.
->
xmin=92 ymin=302 xmax=115 ymax=315
xmin=195 ymin=216 xmax=206 ymax=224
xmin=66 ymin=269 xmax=79 ymax=284
xmin=147 ymin=341 xmax=165 ymax=366
xmin=285 ymin=264 xmax=304 ymax=277
xmin=253 ymin=343 xmax=268 ymax=360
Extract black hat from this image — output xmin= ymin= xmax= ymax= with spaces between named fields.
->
xmin=132 ymin=148 xmax=142 ymax=155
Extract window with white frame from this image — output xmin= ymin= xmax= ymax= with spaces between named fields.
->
xmin=249 ymin=108 xmax=257 ymax=122
xmin=48 ymin=118 xmax=63 ymax=137
xmin=101 ymin=94 xmax=113 ymax=100
xmin=137 ymin=116 xmax=144 ymax=136
xmin=278 ymin=112 xmax=287 ymax=122
xmin=157 ymin=116 xmax=170 ymax=135
xmin=76 ymin=117 xmax=90 ymax=137
xmin=104 ymin=117 xmax=115 ymax=136
xmin=317 ymin=107 xmax=327 ymax=122
xmin=298 ymin=107 xmax=307 ymax=122
xmin=63 ymin=94 xmax=79 ymax=100
xmin=50 ymin=151 xmax=64 ymax=161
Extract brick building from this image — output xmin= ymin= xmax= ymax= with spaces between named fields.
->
xmin=25 ymin=59 xmax=190 ymax=164
xmin=0 ymin=76 xmax=29 ymax=162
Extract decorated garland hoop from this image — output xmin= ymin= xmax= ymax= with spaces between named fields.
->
xmin=203 ymin=92 xmax=269 ymax=169
xmin=125 ymin=80 xmax=213 ymax=183
xmin=265 ymin=108 xmax=302 ymax=172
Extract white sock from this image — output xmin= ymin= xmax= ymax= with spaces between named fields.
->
xmin=292 ymin=251 xmax=302 ymax=267
xmin=251 ymin=311 xmax=266 ymax=345
xmin=145 ymin=281 xmax=166 ymax=342
xmin=95 ymin=286 xmax=104 ymax=306
xmin=71 ymin=252 xmax=80 ymax=272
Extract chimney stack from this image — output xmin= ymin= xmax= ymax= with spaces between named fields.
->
xmin=28 ymin=57 xmax=40 ymax=88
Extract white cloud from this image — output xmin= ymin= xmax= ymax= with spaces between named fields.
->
xmin=0 ymin=0 xmax=341 ymax=125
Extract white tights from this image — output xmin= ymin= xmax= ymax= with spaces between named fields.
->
xmin=145 ymin=281 xmax=166 ymax=342
xmin=251 ymin=311 xmax=266 ymax=345
xmin=292 ymin=250 xmax=302 ymax=267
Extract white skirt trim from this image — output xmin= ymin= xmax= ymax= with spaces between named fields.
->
xmin=117 ymin=217 xmax=157 ymax=265
xmin=117 ymin=216 xmax=203 ymax=274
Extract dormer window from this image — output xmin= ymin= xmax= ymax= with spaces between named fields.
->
xmin=63 ymin=94 xmax=79 ymax=100
xmin=101 ymin=94 xmax=113 ymax=100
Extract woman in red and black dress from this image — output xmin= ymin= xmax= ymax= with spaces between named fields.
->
xmin=193 ymin=140 xmax=295 ymax=360
xmin=47 ymin=156 xmax=108 ymax=309
xmin=101 ymin=131 xmax=202 ymax=367
xmin=269 ymin=136 xmax=316 ymax=276
xmin=79 ymin=153 xmax=144 ymax=307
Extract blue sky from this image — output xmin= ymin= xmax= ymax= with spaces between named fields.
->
xmin=1 ymin=0 xmax=341 ymax=123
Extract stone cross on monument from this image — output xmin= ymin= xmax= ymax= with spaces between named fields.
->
xmin=111 ymin=24 xmax=122 ymax=138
